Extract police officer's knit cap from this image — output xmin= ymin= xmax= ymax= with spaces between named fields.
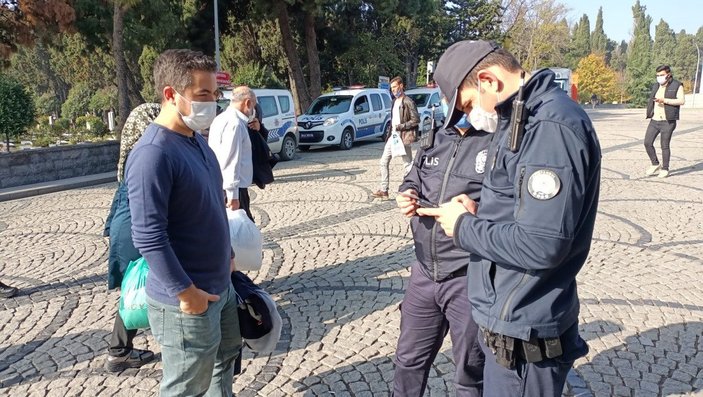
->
xmin=434 ymin=40 xmax=499 ymax=129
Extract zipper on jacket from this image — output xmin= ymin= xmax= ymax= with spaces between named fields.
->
xmin=431 ymin=134 xmax=466 ymax=281
xmin=499 ymin=269 xmax=530 ymax=321
xmin=516 ymin=167 xmax=526 ymax=216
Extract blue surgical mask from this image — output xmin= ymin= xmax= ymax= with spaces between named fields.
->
xmin=393 ymin=89 xmax=404 ymax=98
xmin=455 ymin=114 xmax=471 ymax=129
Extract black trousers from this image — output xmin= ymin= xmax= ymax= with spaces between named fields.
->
xmin=109 ymin=310 xmax=137 ymax=357
xmin=644 ymin=120 xmax=676 ymax=170
xmin=239 ymin=187 xmax=254 ymax=222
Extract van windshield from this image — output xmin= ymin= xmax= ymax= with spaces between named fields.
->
xmin=307 ymin=96 xmax=353 ymax=115
xmin=408 ymin=93 xmax=429 ymax=107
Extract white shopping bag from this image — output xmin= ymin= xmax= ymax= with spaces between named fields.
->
xmin=390 ymin=132 xmax=406 ymax=158
xmin=227 ymin=209 xmax=263 ymax=271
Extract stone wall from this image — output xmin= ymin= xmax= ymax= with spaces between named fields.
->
xmin=0 ymin=142 xmax=119 ymax=189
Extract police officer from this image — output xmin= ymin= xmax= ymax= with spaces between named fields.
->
xmin=393 ymin=108 xmax=490 ymax=396
xmin=419 ymin=40 xmax=601 ymax=397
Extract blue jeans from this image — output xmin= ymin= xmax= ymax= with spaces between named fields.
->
xmin=147 ymin=284 xmax=241 ymax=397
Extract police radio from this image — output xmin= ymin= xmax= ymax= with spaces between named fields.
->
xmin=420 ymin=104 xmax=437 ymax=149
xmin=508 ymin=71 xmax=527 ymax=152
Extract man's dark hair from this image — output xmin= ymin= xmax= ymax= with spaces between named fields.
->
xmin=656 ymin=65 xmax=671 ymax=74
xmin=153 ymin=49 xmax=217 ymax=101
xmin=462 ymin=48 xmax=522 ymax=87
xmin=390 ymin=76 xmax=404 ymax=86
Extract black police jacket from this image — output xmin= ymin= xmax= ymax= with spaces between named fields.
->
xmin=399 ymin=126 xmax=492 ymax=282
xmin=454 ymin=69 xmax=602 ymax=343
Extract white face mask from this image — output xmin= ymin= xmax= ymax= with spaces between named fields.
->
xmin=248 ymin=106 xmax=257 ymax=123
xmin=656 ymin=75 xmax=668 ymax=85
xmin=468 ymin=80 xmax=499 ymax=133
xmin=177 ymin=92 xmax=217 ymax=131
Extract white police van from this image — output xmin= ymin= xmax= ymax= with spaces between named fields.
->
xmin=405 ymin=86 xmax=445 ymax=135
xmin=219 ymin=88 xmax=299 ymax=161
xmin=297 ymin=87 xmax=392 ymax=150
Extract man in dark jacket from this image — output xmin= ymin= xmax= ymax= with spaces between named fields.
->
xmin=393 ymin=110 xmax=490 ymax=396
xmin=420 ymin=40 xmax=601 ymax=397
xmin=371 ymin=76 xmax=420 ymax=199
xmin=644 ymin=64 xmax=685 ymax=178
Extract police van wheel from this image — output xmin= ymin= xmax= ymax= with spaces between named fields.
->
xmin=299 ymin=145 xmax=310 ymax=151
xmin=279 ymin=135 xmax=296 ymax=161
xmin=339 ymin=129 xmax=353 ymax=150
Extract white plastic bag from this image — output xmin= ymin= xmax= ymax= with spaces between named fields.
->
xmin=390 ymin=132 xmax=406 ymax=158
xmin=227 ymin=209 xmax=263 ymax=271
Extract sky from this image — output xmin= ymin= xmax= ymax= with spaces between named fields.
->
xmin=561 ymin=0 xmax=702 ymax=43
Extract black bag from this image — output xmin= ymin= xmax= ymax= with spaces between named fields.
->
xmin=231 ymin=271 xmax=273 ymax=339
xmin=249 ymin=128 xmax=275 ymax=189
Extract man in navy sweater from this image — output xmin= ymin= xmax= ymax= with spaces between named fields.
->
xmin=125 ymin=49 xmax=240 ymax=396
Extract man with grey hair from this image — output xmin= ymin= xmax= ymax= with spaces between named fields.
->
xmin=209 ymin=85 xmax=257 ymax=220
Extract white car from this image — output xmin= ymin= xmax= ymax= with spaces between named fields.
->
xmin=219 ymin=88 xmax=299 ymax=161
xmin=297 ymin=87 xmax=392 ymax=150
xmin=405 ymin=86 xmax=445 ymax=134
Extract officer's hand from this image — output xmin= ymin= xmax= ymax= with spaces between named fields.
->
xmin=396 ymin=189 xmax=419 ymax=218
xmin=417 ymin=201 xmax=468 ymax=237
xmin=227 ymin=199 xmax=240 ymax=210
xmin=452 ymin=194 xmax=478 ymax=215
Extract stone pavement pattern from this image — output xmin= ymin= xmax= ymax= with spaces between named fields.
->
xmin=0 ymin=109 xmax=701 ymax=397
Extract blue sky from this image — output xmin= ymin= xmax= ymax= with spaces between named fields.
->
xmin=561 ymin=0 xmax=702 ymax=43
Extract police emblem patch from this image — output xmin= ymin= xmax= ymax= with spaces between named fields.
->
xmin=475 ymin=150 xmax=488 ymax=174
xmin=527 ymin=169 xmax=561 ymax=200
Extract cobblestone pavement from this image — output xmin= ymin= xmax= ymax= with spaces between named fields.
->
xmin=0 ymin=108 xmax=702 ymax=397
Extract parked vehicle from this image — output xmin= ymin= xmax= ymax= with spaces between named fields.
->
xmin=219 ymin=88 xmax=299 ymax=161
xmin=296 ymin=87 xmax=392 ymax=150
xmin=405 ymin=86 xmax=444 ymax=135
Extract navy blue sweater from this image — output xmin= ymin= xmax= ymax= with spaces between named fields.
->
xmin=125 ymin=123 xmax=231 ymax=306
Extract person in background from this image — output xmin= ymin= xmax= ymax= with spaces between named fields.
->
xmin=208 ymin=86 xmax=256 ymax=221
xmin=644 ymin=64 xmax=684 ymax=178
xmin=103 ymin=102 xmax=160 ymax=372
xmin=371 ymin=76 xmax=419 ymax=200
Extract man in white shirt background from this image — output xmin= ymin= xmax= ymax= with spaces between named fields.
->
xmin=209 ymin=86 xmax=256 ymax=220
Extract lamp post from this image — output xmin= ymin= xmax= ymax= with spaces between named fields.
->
xmin=214 ymin=0 xmax=221 ymax=70
xmin=694 ymin=43 xmax=700 ymax=108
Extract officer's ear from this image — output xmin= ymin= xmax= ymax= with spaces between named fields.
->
xmin=476 ymin=70 xmax=502 ymax=95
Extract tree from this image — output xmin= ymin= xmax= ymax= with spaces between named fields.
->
xmin=652 ymin=19 xmax=676 ymax=71
xmin=672 ymin=30 xmax=697 ymax=93
xmin=575 ymin=54 xmax=618 ymax=102
xmin=274 ymin=0 xmax=311 ymax=113
xmin=61 ymin=82 xmax=93 ymax=120
xmin=503 ymin=0 xmax=571 ymax=70
xmin=0 ymin=0 xmax=75 ymax=59
xmin=590 ymin=7 xmax=608 ymax=55
xmin=569 ymin=14 xmax=591 ymax=67
xmin=0 ymin=75 xmax=35 ymax=152
xmin=231 ymin=62 xmax=285 ymax=88
xmin=626 ymin=1 xmax=653 ymax=107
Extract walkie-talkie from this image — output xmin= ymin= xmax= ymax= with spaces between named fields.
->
xmin=508 ymin=71 xmax=527 ymax=152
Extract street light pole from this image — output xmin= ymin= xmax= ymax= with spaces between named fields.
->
xmin=693 ymin=43 xmax=701 ymax=108
xmin=214 ymin=0 xmax=221 ymax=70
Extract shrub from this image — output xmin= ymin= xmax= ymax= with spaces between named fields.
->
xmin=75 ymin=115 xmax=107 ymax=137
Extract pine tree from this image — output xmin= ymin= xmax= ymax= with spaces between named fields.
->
xmin=568 ymin=14 xmax=591 ymax=69
xmin=672 ymin=30 xmax=697 ymax=92
xmin=652 ymin=19 xmax=676 ymax=70
xmin=626 ymin=1 xmax=653 ymax=107
xmin=591 ymin=7 xmax=608 ymax=55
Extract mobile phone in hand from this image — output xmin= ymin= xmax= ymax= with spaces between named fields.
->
xmin=399 ymin=191 xmax=438 ymax=208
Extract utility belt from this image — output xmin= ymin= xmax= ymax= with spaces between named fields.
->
xmin=481 ymin=327 xmax=564 ymax=369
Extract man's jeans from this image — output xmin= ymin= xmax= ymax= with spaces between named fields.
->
xmin=379 ymin=138 xmax=413 ymax=192
xmin=147 ymin=284 xmax=241 ymax=397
